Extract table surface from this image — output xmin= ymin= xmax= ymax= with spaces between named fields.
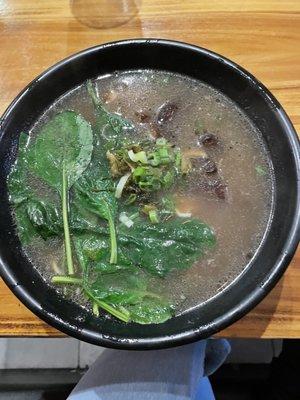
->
xmin=0 ymin=0 xmax=299 ymax=338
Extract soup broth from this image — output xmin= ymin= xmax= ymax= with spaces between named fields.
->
xmin=9 ymin=70 xmax=273 ymax=321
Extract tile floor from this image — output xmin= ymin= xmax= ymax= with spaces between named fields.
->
xmin=0 ymin=338 xmax=282 ymax=369
xmin=0 ymin=338 xmax=104 ymax=369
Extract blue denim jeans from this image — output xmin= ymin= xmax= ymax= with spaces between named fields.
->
xmin=68 ymin=339 xmax=230 ymax=400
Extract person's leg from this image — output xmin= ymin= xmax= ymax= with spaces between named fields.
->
xmin=68 ymin=339 xmax=230 ymax=400
xmin=195 ymin=377 xmax=215 ymax=400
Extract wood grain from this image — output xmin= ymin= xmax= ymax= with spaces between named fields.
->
xmin=0 ymin=0 xmax=299 ymax=338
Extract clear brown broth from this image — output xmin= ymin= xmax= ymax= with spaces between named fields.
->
xmin=26 ymin=70 xmax=273 ymax=315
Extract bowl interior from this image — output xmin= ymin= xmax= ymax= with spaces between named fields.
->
xmin=0 ymin=40 xmax=299 ymax=349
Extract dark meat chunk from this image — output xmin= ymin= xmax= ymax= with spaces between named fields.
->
xmin=135 ymin=110 xmax=151 ymax=123
xmin=191 ymin=157 xmax=218 ymax=174
xmin=214 ymin=182 xmax=227 ymax=200
xmin=156 ymin=102 xmax=178 ymax=126
xmin=207 ymin=178 xmax=221 ymax=190
xmin=202 ymin=159 xmax=217 ymax=174
xmin=186 ymin=168 xmax=227 ymax=201
xmin=198 ymin=133 xmax=219 ymax=147
xmin=207 ymin=179 xmax=227 ymax=200
xmin=148 ymin=124 xmax=161 ymax=139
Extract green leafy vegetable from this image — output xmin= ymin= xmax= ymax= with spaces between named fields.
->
xmin=13 ymin=204 xmax=37 ymax=244
xmin=87 ymin=80 xmax=134 ymax=151
xmin=74 ymin=176 xmax=118 ymax=264
xmin=28 ymin=112 xmax=93 ymax=192
xmin=52 ymin=276 xmax=83 ymax=285
xmin=160 ymin=195 xmax=176 ymax=219
xmin=87 ymin=270 xmax=148 ymax=306
xmin=128 ymin=298 xmax=173 ymax=324
xmin=107 ymin=138 xmax=182 ymax=195
xmin=255 ymin=165 xmax=267 ymax=176
xmin=119 ymin=217 xmax=215 ymax=276
xmin=73 ymin=237 xmax=173 ymax=324
xmin=124 ymin=193 xmax=137 ymax=205
xmin=72 ymin=214 xmax=215 ymax=277
xmin=132 ymin=165 xmax=162 ymax=191
xmin=26 ymin=200 xmax=61 ymax=240
xmin=149 ymin=209 xmax=159 ymax=223
xmin=28 ymin=111 xmax=93 ymax=274
xmin=85 ymin=287 xmax=131 ymax=323
xmin=195 ymin=119 xmax=204 ymax=133
xmin=8 ymin=81 xmax=217 ymax=325
xmin=8 ymin=133 xmax=38 ymax=244
xmin=8 ymin=133 xmax=31 ymax=205
xmin=128 ymin=149 xmax=148 ymax=164
xmin=69 ymin=214 xmax=214 ymax=322
xmin=86 ymin=271 xmax=173 ymax=324
xmin=23 ymin=197 xmax=107 ymax=240
xmin=74 ymin=234 xmax=134 ymax=275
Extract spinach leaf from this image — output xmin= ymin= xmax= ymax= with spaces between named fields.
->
xmin=69 ymin=215 xmax=214 ymax=323
xmin=70 ymin=203 xmax=107 ymax=235
xmin=71 ymin=214 xmax=215 ymax=278
xmin=74 ymin=234 xmax=134 ymax=275
xmin=128 ymin=298 xmax=173 ymax=324
xmin=74 ymin=176 xmax=118 ymax=264
xmin=86 ymin=270 xmax=173 ymax=324
xmin=12 ymin=197 xmax=62 ymax=245
xmin=87 ymin=80 xmax=134 ymax=150
xmin=9 ymin=82 xmax=217 ymax=326
xmin=26 ymin=199 xmax=62 ymax=240
xmin=84 ymin=287 xmax=131 ymax=323
xmin=8 ymin=132 xmax=31 ymax=206
xmin=87 ymin=270 xmax=148 ymax=306
xmin=33 ymin=202 xmax=215 ymax=280
xmin=14 ymin=204 xmax=37 ymax=244
xmin=71 ymin=233 xmax=174 ymax=324
xmin=23 ymin=198 xmax=107 ymax=240
xmin=118 ymin=218 xmax=215 ymax=276
xmin=28 ymin=111 xmax=93 ymax=192
xmin=8 ymin=133 xmax=38 ymax=244
xmin=28 ymin=111 xmax=93 ymax=274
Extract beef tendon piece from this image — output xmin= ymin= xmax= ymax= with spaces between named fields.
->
xmin=198 ymin=133 xmax=219 ymax=147
xmin=156 ymin=102 xmax=178 ymax=126
xmin=191 ymin=157 xmax=218 ymax=174
xmin=185 ymin=167 xmax=228 ymax=200
xmin=209 ymin=179 xmax=227 ymax=200
xmin=147 ymin=124 xmax=161 ymax=140
xmin=135 ymin=109 xmax=151 ymax=123
xmin=202 ymin=159 xmax=218 ymax=174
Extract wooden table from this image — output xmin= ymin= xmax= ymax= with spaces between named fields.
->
xmin=0 ymin=0 xmax=299 ymax=338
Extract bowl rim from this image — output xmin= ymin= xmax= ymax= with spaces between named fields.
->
xmin=0 ymin=38 xmax=299 ymax=349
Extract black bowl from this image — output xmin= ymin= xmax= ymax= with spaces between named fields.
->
xmin=0 ymin=39 xmax=299 ymax=349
